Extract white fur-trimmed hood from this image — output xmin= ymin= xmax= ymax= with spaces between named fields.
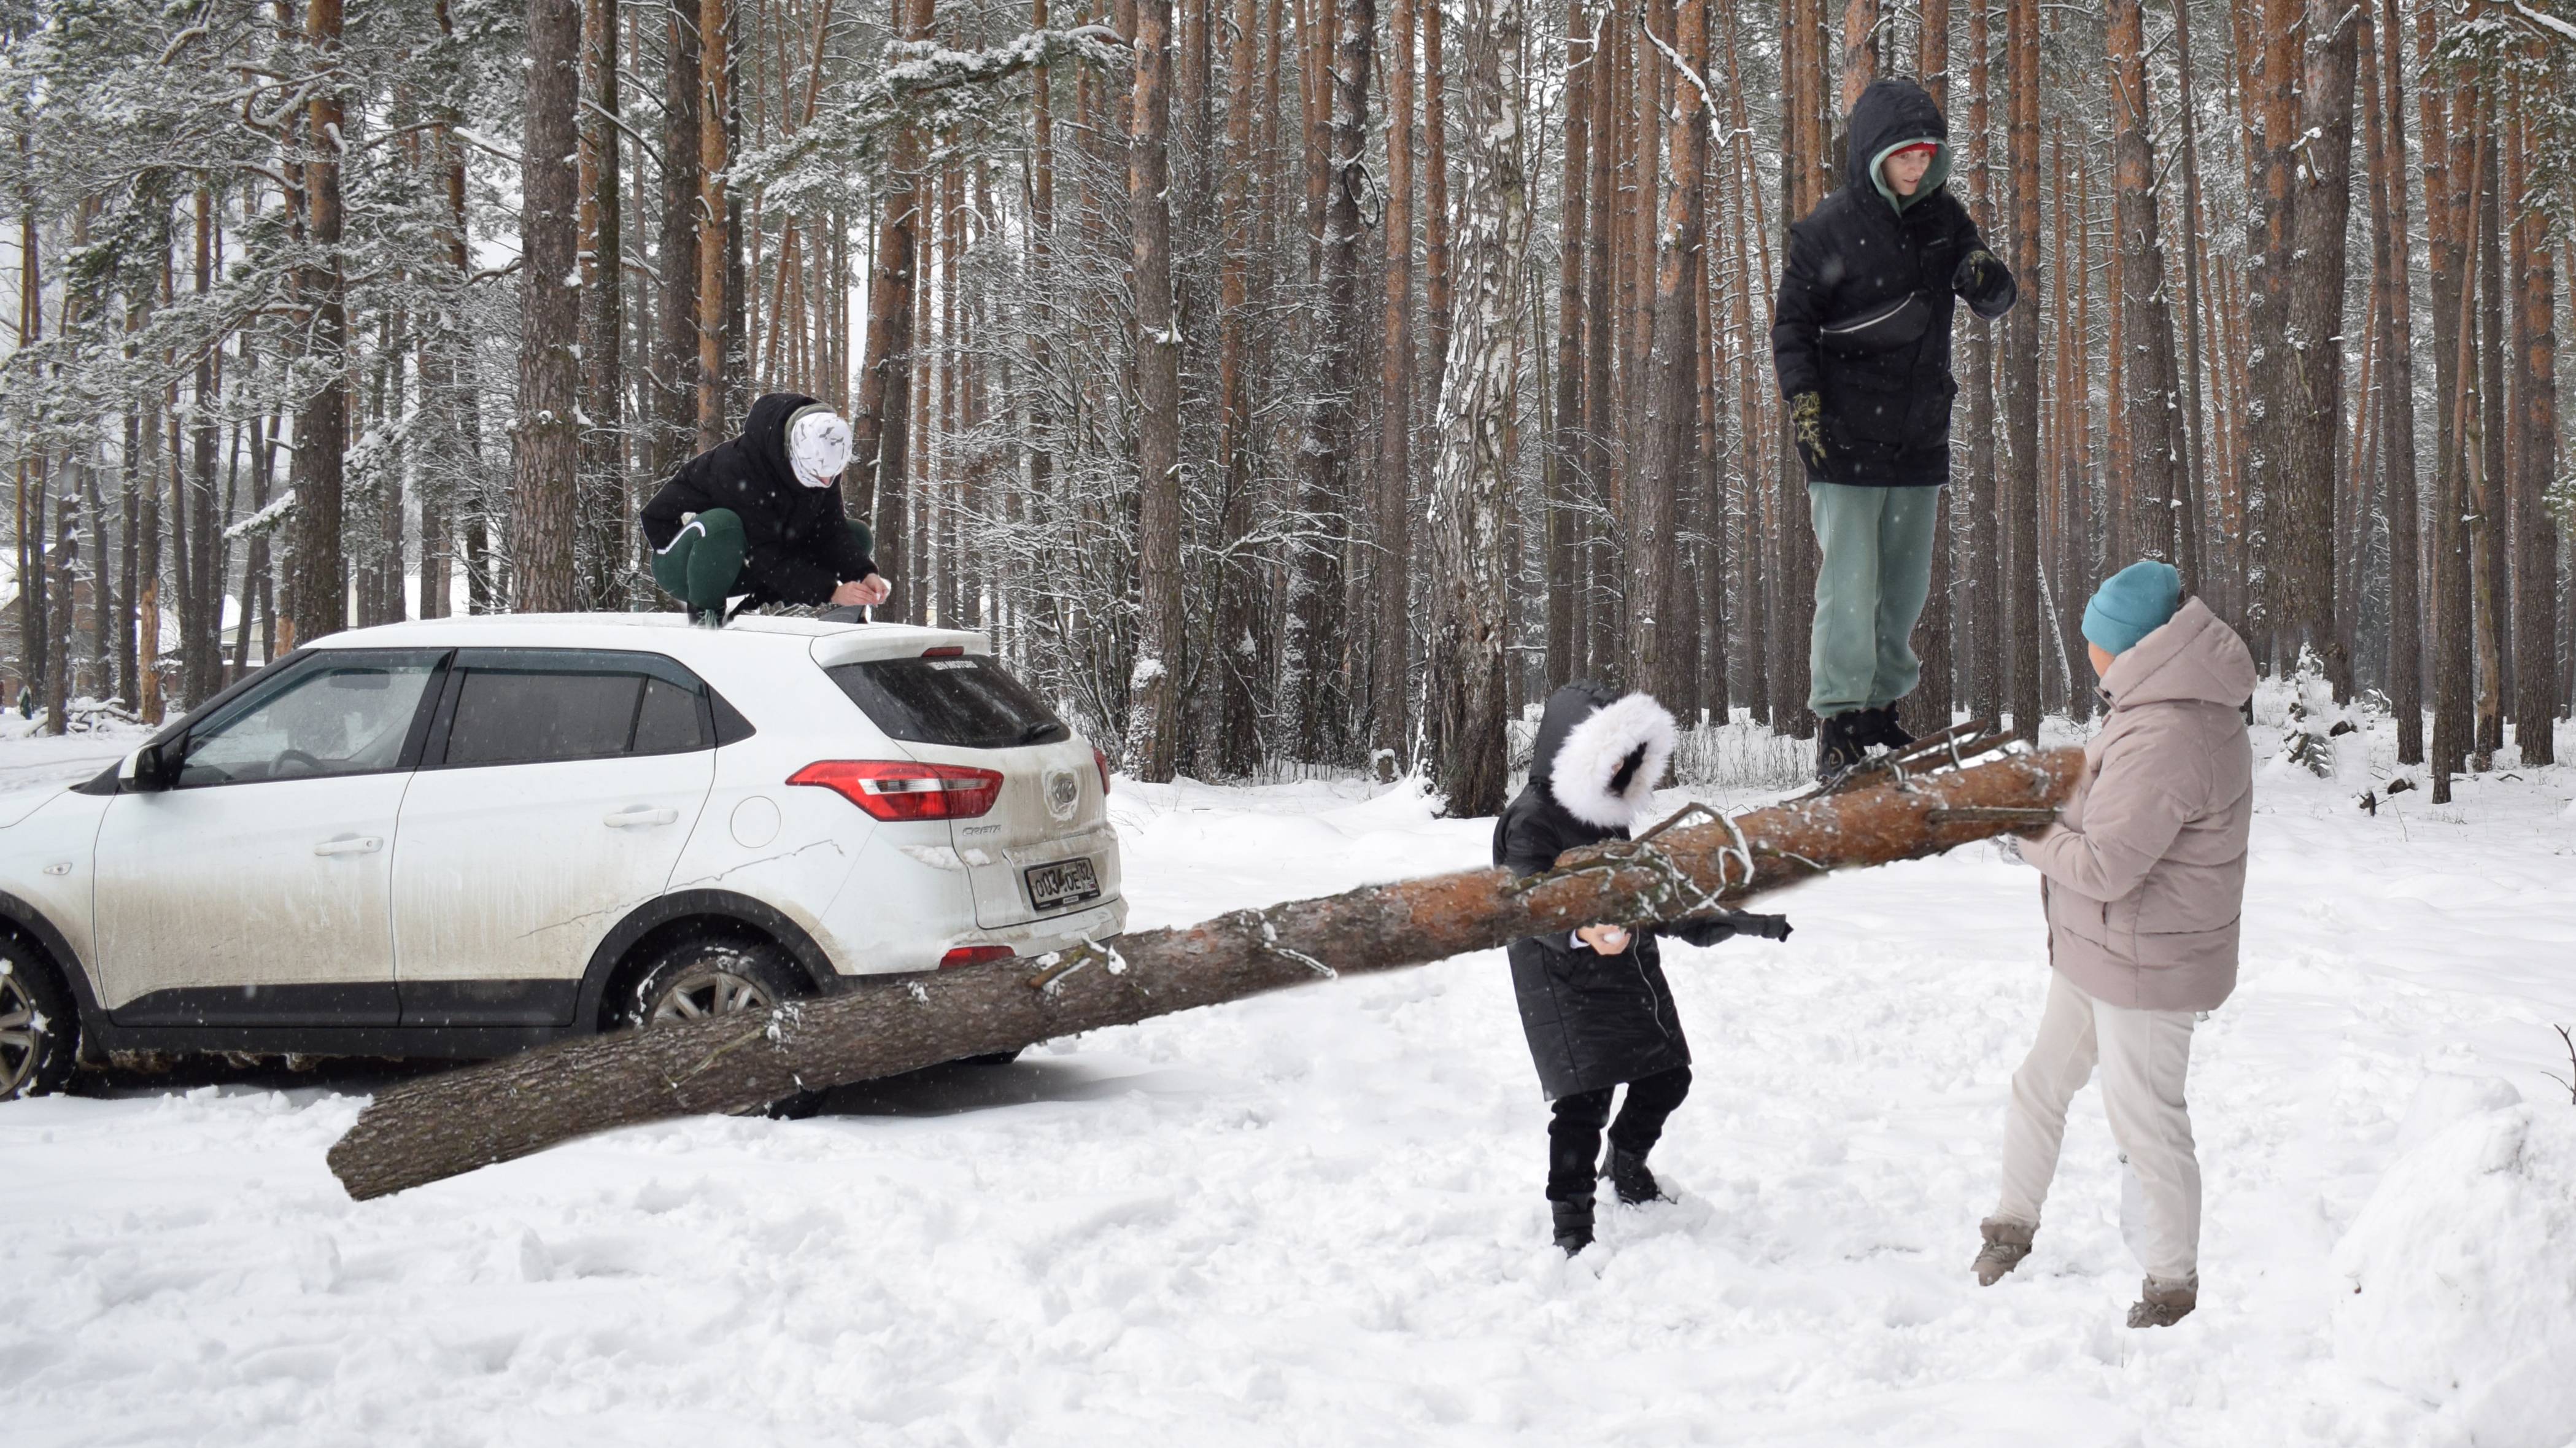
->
xmin=1547 ymin=692 xmax=1678 ymax=830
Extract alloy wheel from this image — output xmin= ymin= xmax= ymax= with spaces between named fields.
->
xmin=646 ymin=967 xmax=777 ymax=1025
xmin=0 ymin=970 xmax=43 ymax=1097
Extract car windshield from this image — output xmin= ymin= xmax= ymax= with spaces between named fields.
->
xmin=827 ymin=655 xmax=1069 ymax=750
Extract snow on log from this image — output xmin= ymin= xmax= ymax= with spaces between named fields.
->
xmin=326 ymin=745 xmax=2083 ymax=1200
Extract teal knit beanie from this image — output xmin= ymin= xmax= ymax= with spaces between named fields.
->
xmin=2082 ymin=559 xmax=2183 ymax=655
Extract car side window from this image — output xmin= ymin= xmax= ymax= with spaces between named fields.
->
xmin=436 ymin=651 xmax=713 ymax=767
xmin=177 ymin=653 xmax=445 ymax=788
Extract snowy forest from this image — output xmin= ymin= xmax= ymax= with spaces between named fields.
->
xmin=3 ymin=0 xmax=2574 ymax=810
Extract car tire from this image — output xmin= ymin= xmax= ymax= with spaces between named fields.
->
xmin=619 ymin=936 xmax=823 ymax=1118
xmin=0 ymin=940 xmax=79 ymax=1101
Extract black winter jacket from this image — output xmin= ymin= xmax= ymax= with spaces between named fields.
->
xmin=640 ymin=391 xmax=879 ymax=606
xmin=1496 ymin=683 xmax=1754 ymax=1101
xmin=1772 ymin=77 xmax=2017 ymax=487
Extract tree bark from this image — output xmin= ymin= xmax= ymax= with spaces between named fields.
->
xmin=580 ymin=0 xmax=627 ymax=609
xmin=1214 ymin=0 xmax=1263 ymax=776
xmin=1426 ymin=0 xmax=1527 ymax=818
xmin=2281 ymin=0 xmax=2357 ymax=692
xmin=1626 ymin=0 xmax=1705 ymax=701
xmin=287 ymin=0 xmax=349 ymax=646
xmin=1372 ymin=0 xmax=1417 ymax=769
xmin=2507 ymin=80 xmax=2559 ymax=766
xmin=327 ymin=745 xmax=2085 ymax=1200
xmin=656 ymin=0 xmax=704 ymax=478
xmin=2002 ymin=0 xmax=2040 ymax=740
xmin=1126 ymin=0 xmax=1184 ymax=780
xmin=694 ymin=0 xmax=733 ymax=452
xmin=2106 ymin=0 xmax=2186 ymax=576
xmin=514 ymin=0 xmax=586 ymax=613
xmin=1962 ymin=0 xmax=1996 ymax=724
xmin=2364 ymin=0 xmax=2421 ymax=763
xmin=1546 ymin=0 xmax=1592 ymax=691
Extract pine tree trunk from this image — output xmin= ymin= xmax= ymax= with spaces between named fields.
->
xmin=1213 ymin=0 xmax=1263 ymax=777
xmin=327 ymin=745 xmax=2086 ymax=1201
xmin=1127 ymin=0 xmax=1185 ymax=779
xmin=580 ymin=0 xmax=627 ymax=608
xmin=1545 ymin=0 xmax=1590 ymax=691
xmin=1371 ymin=0 xmax=1417 ymax=770
xmin=2507 ymin=81 xmax=2559 ymax=766
xmin=2002 ymin=0 xmax=2040 ymax=741
xmin=694 ymin=0 xmax=733 ymax=453
xmin=513 ymin=0 xmax=585 ymax=613
xmin=288 ymin=0 xmax=349 ymax=646
xmin=1426 ymin=0 xmax=1526 ymax=818
xmin=1626 ymin=0 xmax=1705 ymax=702
xmin=1962 ymin=0 xmax=1997 ymax=724
xmin=2363 ymin=0 xmax=2422 ymax=763
xmin=2474 ymin=108 xmax=2507 ymax=761
xmin=656 ymin=0 xmax=704 ymax=478
xmin=2107 ymin=0 xmax=2183 ymax=575
xmin=1291 ymin=0 xmax=1371 ymax=761
xmin=2281 ymin=0 xmax=2356 ymax=692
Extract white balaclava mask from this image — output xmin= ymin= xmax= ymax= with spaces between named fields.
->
xmin=786 ymin=408 xmax=854 ymax=489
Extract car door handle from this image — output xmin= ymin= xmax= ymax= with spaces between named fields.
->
xmin=604 ymin=807 xmax=679 ymax=828
xmin=313 ymin=835 xmax=384 ymax=857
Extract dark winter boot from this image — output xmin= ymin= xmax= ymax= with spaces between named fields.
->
xmin=1603 ymin=1145 xmax=1667 ymax=1206
xmin=1972 ymin=1217 xmax=2036 ymax=1286
xmin=2126 ymin=1275 xmax=2197 ymax=1328
xmin=1815 ymin=712 xmax=1868 ymax=783
xmin=1550 ymin=1199 xmax=1596 ymax=1256
xmin=1859 ymin=703 xmax=1916 ymax=751
xmin=686 ymin=606 xmax=725 ymax=630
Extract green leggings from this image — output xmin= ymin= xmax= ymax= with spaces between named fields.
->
xmin=649 ymin=508 xmax=872 ymax=614
xmin=1808 ymin=481 xmax=1942 ymax=716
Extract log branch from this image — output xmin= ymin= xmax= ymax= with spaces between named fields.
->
xmin=325 ymin=746 xmax=2083 ymax=1200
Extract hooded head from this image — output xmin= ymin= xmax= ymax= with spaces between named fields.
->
xmin=785 ymin=405 xmax=854 ymax=489
xmin=737 ymin=391 xmax=826 ymax=492
xmin=1529 ymin=682 xmax=1679 ymax=832
xmin=1845 ymin=77 xmax=1952 ymax=212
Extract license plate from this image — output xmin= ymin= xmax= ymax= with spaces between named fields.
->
xmin=1024 ymin=856 xmax=1102 ymax=912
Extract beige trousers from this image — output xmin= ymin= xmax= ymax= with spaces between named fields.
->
xmin=1994 ymin=970 xmax=2202 ymax=1285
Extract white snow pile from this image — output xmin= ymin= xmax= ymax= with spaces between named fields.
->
xmin=2333 ymin=1078 xmax=2576 ymax=1448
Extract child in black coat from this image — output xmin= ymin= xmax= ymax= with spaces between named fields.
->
xmin=1495 ymin=683 xmax=1793 ymax=1254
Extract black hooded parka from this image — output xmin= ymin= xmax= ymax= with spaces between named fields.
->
xmin=1495 ymin=684 xmax=1746 ymax=1101
xmin=641 ymin=391 xmax=880 ymax=607
xmin=1771 ymin=77 xmax=2018 ymax=487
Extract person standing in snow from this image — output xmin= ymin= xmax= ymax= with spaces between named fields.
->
xmin=641 ymin=392 xmax=893 ymax=625
xmin=1973 ymin=560 xmax=2256 ymax=1330
xmin=1772 ymin=76 xmax=2018 ymax=781
xmin=1494 ymin=683 xmax=1794 ymax=1255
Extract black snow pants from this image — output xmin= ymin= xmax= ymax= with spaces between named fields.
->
xmin=1545 ymin=1065 xmax=1693 ymax=1202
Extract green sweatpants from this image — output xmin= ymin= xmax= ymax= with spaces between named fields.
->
xmin=649 ymin=508 xmax=873 ymax=615
xmin=1808 ymin=481 xmax=1942 ymax=717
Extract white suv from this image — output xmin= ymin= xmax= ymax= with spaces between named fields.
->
xmin=0 ymin=613 xmax=1126 ymax=1099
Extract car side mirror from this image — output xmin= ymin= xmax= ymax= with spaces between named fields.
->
xmin=122 ymin=741 xmax=179 ymax=793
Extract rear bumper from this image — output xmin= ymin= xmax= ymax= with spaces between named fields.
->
xmin=818 ymin=894 xmax=1129 ymax=983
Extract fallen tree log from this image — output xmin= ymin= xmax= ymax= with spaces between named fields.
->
xmin=327 ymin=744 xmax=2082 ymax=1199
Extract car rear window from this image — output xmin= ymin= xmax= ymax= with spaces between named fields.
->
xmin=827 ymin=655 xmax=1070 ymax=749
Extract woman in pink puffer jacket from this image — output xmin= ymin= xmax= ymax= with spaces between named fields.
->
xmin=1970 ymin=560 xmax=2257 ymax=1330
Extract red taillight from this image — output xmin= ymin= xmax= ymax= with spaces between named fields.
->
xmin=939 ymin=945 xmax=1017 ymax=969
xmin=1093 ymin=745 xmax=1112 ymax=794
xmin=789 ymin=761 xmax=1004 ymax=821
xmin=922 ymin=645 xmax=965 ymax=658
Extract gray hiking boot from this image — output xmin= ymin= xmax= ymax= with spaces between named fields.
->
xmin=2126 ymin=1275 xmax=2197 ymax=1328
xmin=1973 ymin=1217 xmax=2036 ymax=1286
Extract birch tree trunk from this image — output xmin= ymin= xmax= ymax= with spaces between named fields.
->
xmin=328 ymin=745 xmax=2084 ymax=1200
xmin=1426 ymin=0 xmax=1527 ymax=817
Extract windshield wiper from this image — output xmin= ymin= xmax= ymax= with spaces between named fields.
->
xmin=1013 ymin=720 xmax=1066 ymax=745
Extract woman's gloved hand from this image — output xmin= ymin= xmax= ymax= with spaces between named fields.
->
xmin=1790 ymin=390 xmax=1828 ymax=471
xmin=1731 ymin=912 xmax=1793 ymax=942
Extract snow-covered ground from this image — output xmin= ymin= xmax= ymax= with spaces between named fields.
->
xmin=4 ymin=702 xmax=2574 ymax=1446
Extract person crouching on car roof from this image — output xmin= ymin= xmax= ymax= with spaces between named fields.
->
xmin=642 ymin=391 xmax=894 ymax=626
xmin=1493 ymin=683 xmax=1795 ymax=1256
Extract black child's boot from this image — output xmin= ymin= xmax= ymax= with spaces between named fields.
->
xmin=1603 ymin=1145 xmax=1668 ymax=1206
xmin=1550 ymin=1198 xmax=1596 ymax=1255
xmin=1859 ymin=703 xmax=1916 ymax=751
